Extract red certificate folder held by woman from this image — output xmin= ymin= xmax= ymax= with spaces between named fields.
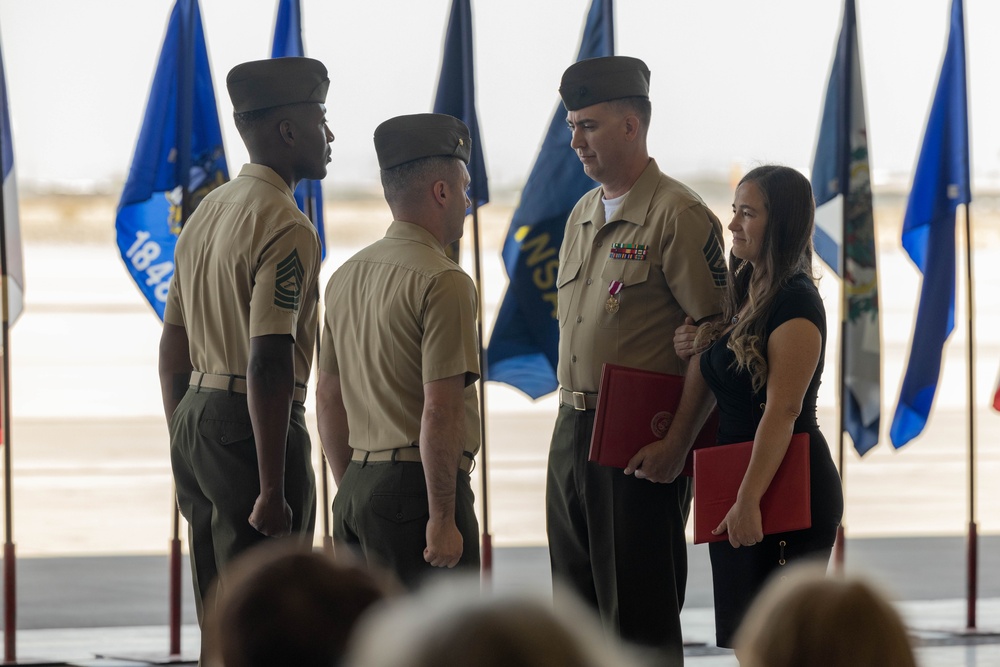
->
xmin=588 ymin=363 xmax=719 ymax=473
xmin=692 ymin=432 xmax=811 ymax=544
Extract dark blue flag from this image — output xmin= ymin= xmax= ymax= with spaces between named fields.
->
xmin=810 ymin=0 xmax=881 ymax=456
xmin=0 ymin=38 xmax=24 ymax=325
xmin=115 ymin=0 xmax=228 ymax=320
xmin=890 ymin=0 xmax=970 ymax=448
xmin=433 ymin=0 xmax=489 ymax=208
xmin=485 ymin=0 xmax=613 ymax=399
xmin=271 ymin=0 xmax=326 ymax=261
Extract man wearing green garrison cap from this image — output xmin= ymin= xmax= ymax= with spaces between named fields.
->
xmin=158 ymin=56 xmax=334 ymax=642
xmin=317 ymin=113 xmax=482 ymax=587
xmin=545 ymin=55 xmax=727 ymax=665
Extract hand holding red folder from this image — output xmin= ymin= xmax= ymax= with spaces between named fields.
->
xmin=588 ymin=363 xmax=719 ymax=481
xmin=693 ymin=433 xmax=811 ymax=545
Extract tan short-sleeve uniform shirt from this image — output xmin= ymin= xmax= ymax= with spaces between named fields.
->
xmin=557 ymin=159 xmax=727 ymax=392
xmin=320 ymin=221 xmax=481 ymax=455
xmin=164 ymin=164 xmax=321 ymax=387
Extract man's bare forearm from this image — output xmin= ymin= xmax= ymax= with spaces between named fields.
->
xmin=316 ymin=370 xmax=352 ymax=485
xmin=157 ymin=323 xmax=192 ymax=423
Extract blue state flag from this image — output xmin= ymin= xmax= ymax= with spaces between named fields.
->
xmin=890 ymin=0 xmax=970 ymax=448
xmin=0 ymin=38 xmax=24 ymax=325
xmin=433 ymin=0 xmax=489 ymax=208
xmin=811 ymin=0 xmax=881 ymax=456
xmin=115 ymin=0 xmax=228 ymax=320
xmin=271 ymin=0 xmax=326 ymax=261
xmin=485 ymin=0 xmax=613 ymax=398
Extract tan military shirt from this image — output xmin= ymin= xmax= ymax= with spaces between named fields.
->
xmin=164 ymin=164 xmax=321 ymax=388
xmin=557 ymin=158 xmax=727 ymax=393
xmin=320 ymin=220 xmax=481 ymax=455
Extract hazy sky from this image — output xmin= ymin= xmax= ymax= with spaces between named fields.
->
xmin=1 ymin=0 xmax=998 ymax=195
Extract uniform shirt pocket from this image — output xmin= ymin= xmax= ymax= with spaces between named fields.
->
xmin=556 ymin=260 xmax=583 ymax=328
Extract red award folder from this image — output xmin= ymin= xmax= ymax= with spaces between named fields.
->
xmin=692 ymin=432 xmax=811 ymax=544
xmin=588 ymin=363 xmax=719 ymax=472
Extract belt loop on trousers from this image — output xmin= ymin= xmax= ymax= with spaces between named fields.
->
xmin=361 ymin=450 xmax=370 ymax=468
xmin=390 ymin=449 xmax=398 ymax=464
xmin=226 ymin=374 xmax=236 ymax=396
xmin=195 ymin=371 xmax=204 ymax=394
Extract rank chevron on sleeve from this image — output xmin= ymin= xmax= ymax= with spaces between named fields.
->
xmin=274 ymin=249 xmax=304 ymax=311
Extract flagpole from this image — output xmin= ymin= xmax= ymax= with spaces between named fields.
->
xmin=601 ymin=0 xmax=614 ymax=53
xmin=169 ymin=500 xmax=182 ymax=656
xmin=962 ymin=202 xmax=977 ymax=630
xmin=834 ymin=256 xmax=847 ymax=573
xmin=0 ymin=116 xmax=16 ymax=664
xmin=470 ymin=201 xmax=492 ymax=579
xmin=306 ymin=190 xmax=334 ymax=555
xmin=169 ymin=2 xmax=196 ymax=656
xmin=832 ymin=0 xmax=853 ymax=572
xmin=269 ymin=0 xmax=332 ymax=552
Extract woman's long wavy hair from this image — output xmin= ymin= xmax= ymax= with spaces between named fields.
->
xmin=696 ymin=165 xmax=817 ymax=392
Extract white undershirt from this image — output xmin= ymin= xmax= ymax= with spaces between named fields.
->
xmin=602 ymin=192 xmax=627 ymax=221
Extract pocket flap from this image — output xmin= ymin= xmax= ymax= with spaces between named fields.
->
xmin=556 ymin=260 xmax=582 ymax=288
xmin=601 ymin=259 xmax=651 ymax=286
xmin=197 ymin=395 xmax=254 ymax=445
xmin=370 ymin=493 xmax=429 ymax=524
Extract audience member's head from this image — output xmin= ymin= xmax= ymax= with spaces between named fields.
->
xmin=344 ymin=577 xmax=645 ymax=667
xmin=203 ymin=541 xmax=391 ymax=667
xmin=733 ymin=564 xmax=917 ymax=667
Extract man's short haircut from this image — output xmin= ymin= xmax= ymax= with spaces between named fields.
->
xmin=380 ymin=156 xmax=459 ymax=205
xmin=608 ymin=96 xmax=652 ymax=130
xmin=233 ymin=106 xmax=276 ymax=137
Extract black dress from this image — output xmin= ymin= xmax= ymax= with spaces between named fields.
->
xmin=699 ymin=272 xmax=844 ymax=647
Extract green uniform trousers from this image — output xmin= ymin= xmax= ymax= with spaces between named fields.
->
xmin=546 ymin=404 xmax=691 ymax=666
xmin=169 ymin=388 xmax=317 ymax=625
xmin=333 ymin=458 xmax=479 ymax=589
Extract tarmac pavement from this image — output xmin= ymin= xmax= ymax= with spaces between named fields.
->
xmin=0 ymin=538 xmax=999 ymax=665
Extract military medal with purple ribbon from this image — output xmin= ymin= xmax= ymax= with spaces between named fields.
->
xmin=606 ymin=280 xmax=623 ymax=314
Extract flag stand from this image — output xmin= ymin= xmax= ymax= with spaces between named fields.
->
xmin=168 ymin=503 xmax=183 ymax=658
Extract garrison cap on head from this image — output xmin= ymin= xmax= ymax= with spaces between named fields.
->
xmin=559 ymin=56 xmax=651 ymax=111
xmin=373 ymin=113 xmax=471 ymax=170
xmin=226 ymin=57 xmax=330 ymax=114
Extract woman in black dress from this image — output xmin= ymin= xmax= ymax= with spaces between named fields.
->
xmin=663 ymin=165 xmax=844 ymax=648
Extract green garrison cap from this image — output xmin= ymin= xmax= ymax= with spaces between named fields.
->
xmin=559 ymin=56 xmax=651 ymax=111
xmin=373 ymin=113 xmax=471 ymax=169
xmin=226 ymin=57 xmax=330 ymax=114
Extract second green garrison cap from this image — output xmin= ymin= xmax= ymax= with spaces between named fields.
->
xmin=373 ymin=113 xmax=471 ymax=170
xmin=559 ymin=55 xmax=650 ymax=111
xmin=227 ymin=57 xmax=329 ymax=114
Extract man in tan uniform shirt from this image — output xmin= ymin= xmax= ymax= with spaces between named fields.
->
xmin=157 ymin=57 xmax=333 ymax=628
xmin=317 ymin=113 xmax=481 ymax=588
xmin=546 ymin=56 xmax=727 ymax=665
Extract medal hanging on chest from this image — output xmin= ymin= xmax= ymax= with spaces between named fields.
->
xmin=606 ymin=280 xmax=623 ymax=314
